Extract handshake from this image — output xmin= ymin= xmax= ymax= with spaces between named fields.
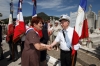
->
xmin=45 ymin=44 xmax=53 ymax=51
xmin=41 ymin=42 xmax=57 ymax=51
xmin=41 ymin=44 xmax=54 ymax=51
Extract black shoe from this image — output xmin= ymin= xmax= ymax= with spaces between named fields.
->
xmin=7 ymin=57 xmax=12 ymax=61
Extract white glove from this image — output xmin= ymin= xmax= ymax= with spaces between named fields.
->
xmin=74 ymin=43 xmax=81 ymax=50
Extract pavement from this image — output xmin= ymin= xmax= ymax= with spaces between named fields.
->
xmin=47 ymin=50 xmax=82 ymax=66
xmin=76 ymin=33 xmax=100 ymax=66
xmin=0 ymin=39 xmax=82 ymax=66
xmin=1 ymin=33 xmax=100 ymax=66
xmin=0 ymin=40 xmax=53 ymax=66
xmin=77 ymin=49 xmax=100 ymax=66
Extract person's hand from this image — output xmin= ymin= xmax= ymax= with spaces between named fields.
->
xmin=49 ymin=44 xmax=54 ymax=50
xmin=71 ymin=49 xmax=76 ymax=56
xmin=46 ymin=45 xmax=52 ymax=51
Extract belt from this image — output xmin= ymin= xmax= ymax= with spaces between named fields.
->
xmin=60 ymin=49 xmax=71 ymax=53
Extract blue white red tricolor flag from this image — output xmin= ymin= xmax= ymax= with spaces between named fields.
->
xmin=13 ymin=0 xmax=25 ymax=42
xmin=32 ymin=0 xmax=37 ymax=18
xmin=72 ymin=0 xmax=87 ymax=55
xmin=6 ymin=13 xmax=14 ymax=42
xmin=80 ymin=15 xmax=89 ymax=39
xmin=6 ymin=2 xmax=14 ymax=42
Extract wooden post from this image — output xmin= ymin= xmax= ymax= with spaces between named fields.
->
xmin=71 ymin=53 xmax=75 ymax=66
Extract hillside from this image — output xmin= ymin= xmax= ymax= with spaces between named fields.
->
xmin=1 ymin=12 xmax=59 ymax=24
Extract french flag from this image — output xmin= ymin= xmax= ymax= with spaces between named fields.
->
xmin=13 ymin=0 xmax=25 ymax=42
xmin=32 ymin=0 xmax=37 ymax=17
xmin=72 ymin=0 xmax=87 ymax=55
xmin=25 ymin=0 xmax=37 ymax=33
xmin=6 ymin=13 xmax=14 ymax=42
xmin=6 ymin=2 xmax=14 ymax=42
xmin=80 ymin=16 xmax=89 ymax=39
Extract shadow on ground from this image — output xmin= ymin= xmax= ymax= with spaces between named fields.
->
xmin=94 ymin=45 xmax=100 ymax=60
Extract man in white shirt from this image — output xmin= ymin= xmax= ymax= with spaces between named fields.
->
xmin=50 ymin=15 xmax=80 ymax=66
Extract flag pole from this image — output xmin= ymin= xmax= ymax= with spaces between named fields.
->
xmin=71 ymin=52 xmax=76 ymax=66
xmin=10 ymin=0 xmax=14 ymax=60
xmin=19 ymin=0 xmax=22 ymax=23
xmin=19 ymin=1 xmax=20 ymax=26
xmin=71 ymin=0 xmax=87 ymax=66
xmin=11 ymin=0 xmax=14 ymax=60
xmin=32 ymin=0 xmax=37 ymax=18
xmin=11 ymin=0 xmax=13 ymax=22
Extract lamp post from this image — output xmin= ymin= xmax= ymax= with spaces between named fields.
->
xmin=10 ymin=0 xmax=14 ymax=60
xmin=10 ymin=0 xmax=13 ymax=20
xmin=0 ymin=13 xmax=2 ymax=22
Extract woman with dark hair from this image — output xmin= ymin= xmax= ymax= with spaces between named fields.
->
xmin=21 ymin=16 xmax=51 ymax=66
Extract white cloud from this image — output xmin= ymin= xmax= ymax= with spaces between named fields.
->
xmin=37 ymin=0 xmax=62 ymax=9
xmin=0 ymin=0 xmax=18 ymax=19
xmin=0 ymin=0 xmax=78 ymax=19
xmin=27 ymin=0 xmax=62 ymax=9
xmin=27 ymin=1 xmax=33 ymax=5
xmin=57 ymin=5 xmax=77 ymax=11
xmin=27 ymin=0 xmax=77 ymax=12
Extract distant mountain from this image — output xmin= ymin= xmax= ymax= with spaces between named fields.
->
xmin=37 ymin=12 xmax=49 ymax=20
xmin=1 ymin=12 xmax=59 ymax=24
xmin=38 ymin=12 xmax=59 ymax=21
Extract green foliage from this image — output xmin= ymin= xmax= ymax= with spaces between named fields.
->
xmin=1 ymin=12 xmax=59 ymax=24
xmin=37 ymin=12 xmax=59 ymax=21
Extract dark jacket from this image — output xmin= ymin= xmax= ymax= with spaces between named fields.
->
xmin=40 ymin=23 xmax=49 ymax=44
xmin=40 ymin=23 xmax=49 ymax=62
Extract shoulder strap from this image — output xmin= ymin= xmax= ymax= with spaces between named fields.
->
xmin=62 ymin=30 xmax=65 ymax=40
xmin=26 ymin=28 xmax=33 ymax=35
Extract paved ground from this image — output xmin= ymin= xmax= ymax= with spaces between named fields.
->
xmin=0 ymin=40 xmax=53 ymax=66
xmin=47 ymin=50 xmax=82 ymax=66
xmin=0 ymin=39 xmax=82 ymax=66
xmin=77 ymin=48 xmax=100 ymax=66
xmin=1 ymin=33 xmax=100 ymax=66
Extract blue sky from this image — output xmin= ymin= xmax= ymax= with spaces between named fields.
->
xmin=0 ymin=0 xmax=100 ymax=19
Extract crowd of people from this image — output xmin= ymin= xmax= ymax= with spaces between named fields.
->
xmin=0 ymin=14 xmax=81 ymax=66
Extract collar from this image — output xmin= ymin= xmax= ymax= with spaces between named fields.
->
xmin=64 ymin=26 xmax=70 ymax=32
